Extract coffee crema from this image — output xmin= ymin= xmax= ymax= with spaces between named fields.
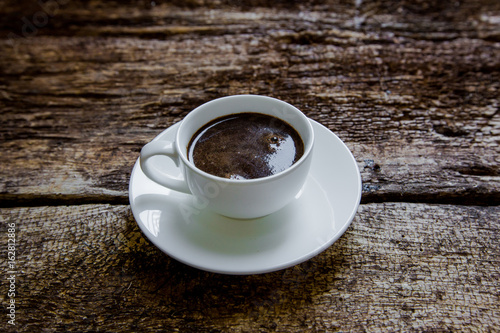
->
xmin=187 ymin=112 xmax=304 ymax=180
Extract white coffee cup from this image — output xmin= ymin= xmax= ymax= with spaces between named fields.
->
xmin=140 ymin=95 xmax=314 ymax=219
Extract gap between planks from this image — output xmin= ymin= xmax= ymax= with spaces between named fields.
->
xmin=0 ymin=192 xmax=499 ymax=208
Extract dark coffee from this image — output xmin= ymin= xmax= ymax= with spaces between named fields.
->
xmin=188 ymin=112 xmax=304 ymax=179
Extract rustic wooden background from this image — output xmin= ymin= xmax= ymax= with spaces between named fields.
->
xmin=1 ymin=0 xmax=499 ymax=331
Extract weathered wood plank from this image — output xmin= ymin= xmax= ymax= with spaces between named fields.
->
xmin=1 ymin=32 xmax=499 ymax=204
xmin=1 ymin=0 xmax=499 ymax=41
xmin=0 ymin=202 xmax=498 ymax=331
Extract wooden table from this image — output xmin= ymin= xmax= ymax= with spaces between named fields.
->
xmin=1 ymin=0 xmax=499 ymax=331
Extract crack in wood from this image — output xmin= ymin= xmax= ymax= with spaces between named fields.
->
xmin=1 ymin=190 xmax=499 ymax=208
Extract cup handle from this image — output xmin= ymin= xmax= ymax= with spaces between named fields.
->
xmin=140 ymin=140 xmax=191 ymax=193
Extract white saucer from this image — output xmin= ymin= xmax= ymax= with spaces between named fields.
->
xmin=129 ymin=119 xmax=361 ymax=275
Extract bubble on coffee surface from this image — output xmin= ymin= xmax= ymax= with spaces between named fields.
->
xmin=188 ymin=113 xmax=304 ymax=179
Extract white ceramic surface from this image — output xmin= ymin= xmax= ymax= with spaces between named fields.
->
xmin=129 ymin=119 xmax=362 ymax=275
xmin=139 ymin=95 xmax=314 ymax=219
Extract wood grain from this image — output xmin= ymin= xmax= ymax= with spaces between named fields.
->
xmin=1 ymin=1 xmax=499 ymax=205
xmin=1 ymin=1 xmax=499 ymax=331
xmin=0 ymin=202 xmax=498 ymax=332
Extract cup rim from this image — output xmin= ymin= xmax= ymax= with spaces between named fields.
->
xmin=175 ymin=94 xmax=314 ymax=184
